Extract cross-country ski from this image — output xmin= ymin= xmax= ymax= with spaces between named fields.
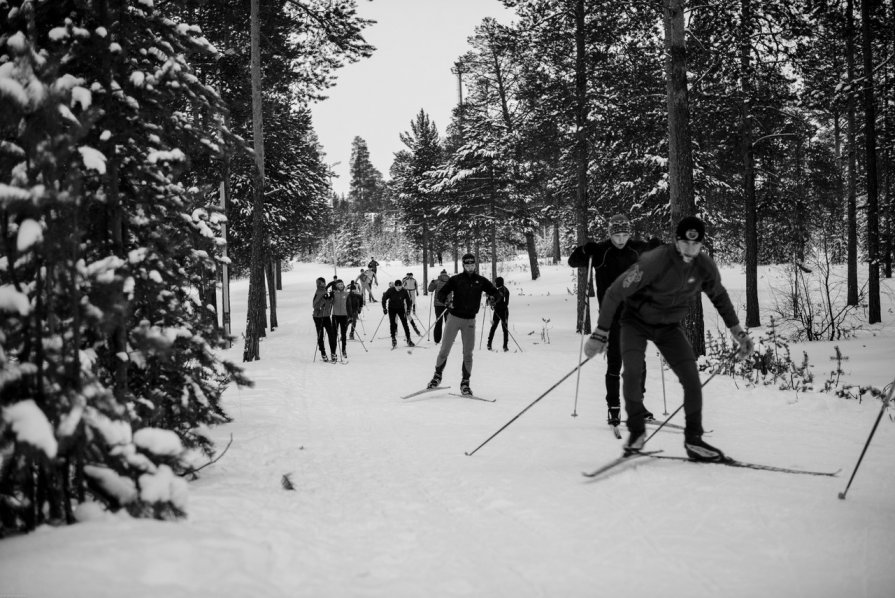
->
xmin=646 ymin=454 xmax=841 ymax=477
xmin=448 ymin=392 xmax=496 ymax=403
xmin=582 ymin=450 xmax=664 ymax=478
xmin=401 ymin=386 xmax=450 ymax=400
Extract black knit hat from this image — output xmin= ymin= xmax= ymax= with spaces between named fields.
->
xmin=462 ymin=253 xmax=476 ymax=264
xmin=394 ymin=279 xmax=402 ymax=286
xmin=495 ymin=276 xmax=504 ymax=286
xmin=675 ymin=216 xmax=705 ymax=242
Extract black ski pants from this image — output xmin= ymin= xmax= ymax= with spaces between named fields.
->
xmin=620 ymin=315 xmax=703 ymax=438
xmin=487 ymin=307 xmax=509 ymax=349
xmin=313 ymin=316 xmax=336 ymax=356
xmin=388 ymin=310 xmax=411 ymax=341
xmin=433 ymin=305 xmax=447 ymax=343
xmin=606 ymin=314 xmax=646 ymax=409
xmin=331 ymin=315 xmax=349 ymax=353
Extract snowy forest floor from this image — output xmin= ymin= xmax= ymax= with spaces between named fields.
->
xmin=2 ymin=258 xmax=895 ymax=598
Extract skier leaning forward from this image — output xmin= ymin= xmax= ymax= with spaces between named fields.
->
xmin=426 ymin=253 xmax=499 ymax=396
xmin=584 ymin=216 xmax=754 ymax=461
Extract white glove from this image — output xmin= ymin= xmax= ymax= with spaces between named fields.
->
xmin=730 ymin=325 xmax=754 ymax=359
xmin=584 ymin=328 xmax=610 ymax=358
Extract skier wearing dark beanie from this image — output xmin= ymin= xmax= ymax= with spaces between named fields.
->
xmin=584 ymin=216 xmax=754 ymax=461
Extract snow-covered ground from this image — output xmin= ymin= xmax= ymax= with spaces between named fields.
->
xmin=2 ymin=257 xmax=894 ymax=598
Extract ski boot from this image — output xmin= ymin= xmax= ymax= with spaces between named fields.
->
xmin=426 ymin=372 xmax=442 ymax=390
xmin=391 ymin=337 xmax=397 ymax=349
xmin=460 ymin=379 xmax=472 ymax=396
xmin=623 ymin=430 xmax=646 ymax=454
xmin=406 ymin=338 xmax=415 ymax=347
xmin=607 ymin=407 xmax=621 ymax=427
xmin=684 ymin=436 xmax=725 ymax=461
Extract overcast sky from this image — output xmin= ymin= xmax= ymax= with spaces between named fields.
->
xmin=310 ymin=0 xmax=514 ymax=197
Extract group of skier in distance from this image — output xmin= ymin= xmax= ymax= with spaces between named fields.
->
xmin=313 ymin=214 xmax=754 ymax=462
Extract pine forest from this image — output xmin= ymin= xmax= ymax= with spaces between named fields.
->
xmin=0 ymin=0 xmax=893 ymax=535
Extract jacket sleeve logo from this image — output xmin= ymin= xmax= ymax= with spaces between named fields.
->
xmin=622 ymin=265 xmax=643 ymax=288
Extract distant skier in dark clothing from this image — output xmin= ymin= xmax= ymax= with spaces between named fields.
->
xmin=367 ymin=257 xmax=379 ymax=285
xmin=486 ymin=276 xmax=510 ymax=351
xmin=427 ymin=269 xmax=451 ymax=343
xmin=330 ymin=279 xmax=351 ymax=360
xmin=346 ymin=281 xmax=364 ymax=340
xmin=382 ymin=279 xmax=415 ymax=348
xmin=427 ymin=254 xmax=499 ymax=396
xmin=312 ymin=277 xmax=337 ymax=362
xmin=568 ymin=213 xmax=662 ymax=428
xmin=584 ymin=216 xmax=754 ymax=461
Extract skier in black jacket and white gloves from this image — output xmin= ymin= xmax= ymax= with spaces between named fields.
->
xmin=584 ymin=216 xmax=754 ymax=461
xmin=426 ymin=253 xmax=500 ymax=396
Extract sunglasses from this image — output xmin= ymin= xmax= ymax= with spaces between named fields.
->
xmin=462 ymin=260 xmax=476 ymax=265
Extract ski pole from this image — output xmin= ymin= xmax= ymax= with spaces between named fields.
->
xmin=659 ymin=351 xmax=668 ymax=415
xmin=465 ymin=357 xmax=595 ymax=456
xmin=413 ymin=309 xmax=447 ymax=343
xmin=427 ymin=294 xmax=433 ymax=340
xmin=506 ymin=326 xmax=524 ymax=353
xmin=354 ymin=327 xmax=369 ymax=352
xmin=369 ymin=312 xmax=386 ymax=343
xmin=838 ymin=379 xmax=894 ymax=500
xmin=479 ymin=304 xmax=488 ymax=349
xmin=572 ymin=255 xmax=594 ymax=417
xmin=642 ymin=355 xmax=731 ymax=445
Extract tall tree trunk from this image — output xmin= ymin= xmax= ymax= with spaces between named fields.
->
xmin=490 ymin=42 xmax=540 ymax=280
xmin=422 ymin=219 xmax=429 ymax=292
xmin=884 ymin=2 xmax=893 ymax=279
xmin=833 ymin=113 xmax=844 ymax=263
xmin=665 ymin=0 xmax=705 ymax=354
xmin=276 ymin=258 xmax=282 ymax=290
xmin=552 ymin=220 xmax=561 ymax=264
xmin=739 ymin=0 xmax=760 ymax=328
xmin=846 ymin=0 xmax=859 ymax=305
xmin=860 ymin=0 xmax=881 ymax=323
xmin=574 ymin=0 xmax=591 ymax=334
xmin=243 ymin=0 xmax=266 ymax=361
xmin=266 ymin=256 xmax=278 ymax=330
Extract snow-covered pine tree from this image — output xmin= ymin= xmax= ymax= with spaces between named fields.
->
xmin=0 ymin=0 xmax=249 ymax=531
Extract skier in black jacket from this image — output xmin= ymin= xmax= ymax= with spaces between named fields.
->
xmin=426 ymin=253 xmax=499 ymax=396
xmin=382 ymin=280 xmax=415 ymax=348
xmin=584 ymin=216 xmax=753 ymax=460
xmin=568 ymin=214 xmax=662 ymax=428
xmin=486 ymin=276 xmax=510 ymax=351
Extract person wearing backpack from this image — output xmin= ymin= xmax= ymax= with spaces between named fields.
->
xmin=427 ymin=269 xmax=451 ymax=343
